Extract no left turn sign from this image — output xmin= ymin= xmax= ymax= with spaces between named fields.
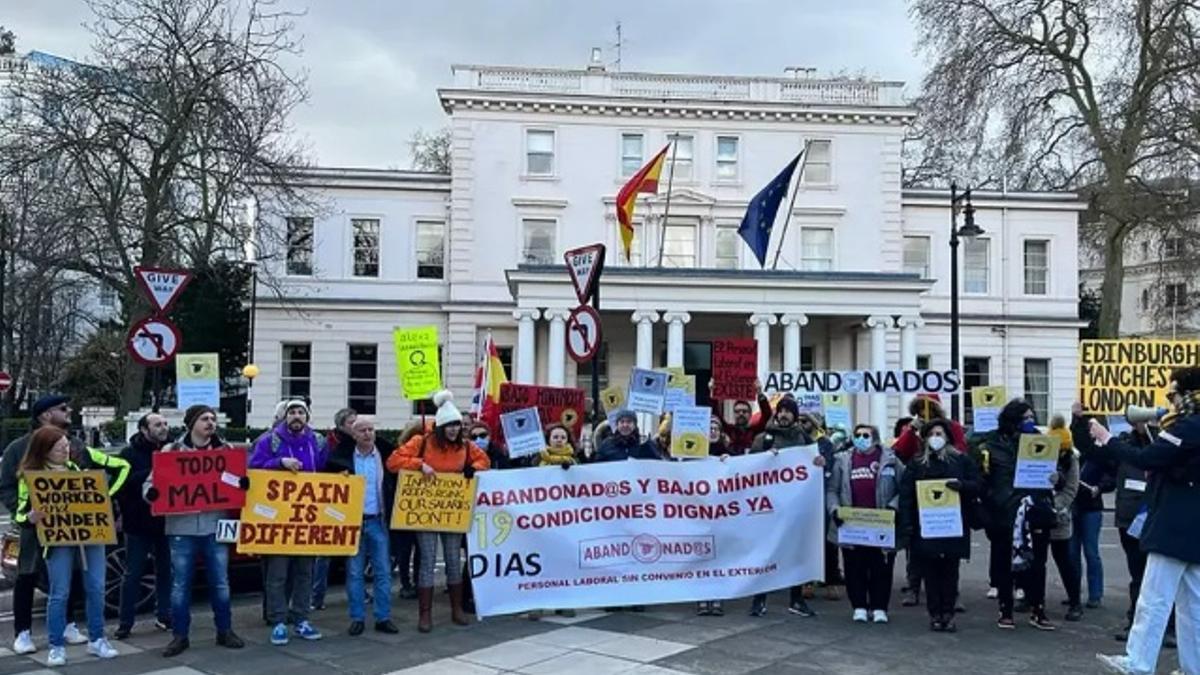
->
xmin=566 ymin=305 xmax=602 ymax=363
xmin=127 ymin=316 xmax=181 ymax=366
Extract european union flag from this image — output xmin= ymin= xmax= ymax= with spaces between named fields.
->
xmin=737 ymin=153 xmax=803 ymax=267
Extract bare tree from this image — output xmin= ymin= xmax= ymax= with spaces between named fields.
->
xmin=0 ymin=26 xmax=14 ymax=56
xmin=0 ymin=0 xmax=313 ymax=412
xmin=907 ymin=0 xmax=1200 ymax=337
xmin=408 ymin=127 xmax=451 ymax=173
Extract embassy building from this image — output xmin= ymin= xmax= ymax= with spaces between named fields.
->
xmin=248 ymin=60 xmax=1086 ymax=433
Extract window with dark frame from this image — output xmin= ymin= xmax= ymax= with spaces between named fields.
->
xmin=352 ymin=218 xmax=380 ymax=277
xmin=281 ymin=343 xmax=312 ymax=400
xmin=962 ymin=356 xmax=990 ymax=426
xmin=347 ymin=344 xmax=378 ymax=415
xmin=286 ymin=217 xmax=314 ymax=276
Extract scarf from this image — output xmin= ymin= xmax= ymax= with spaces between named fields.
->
xmin=1161 ymin=390 xmax=1200 ymax=431
xmin=1011 ymin=496 xmax=1035 ymax=573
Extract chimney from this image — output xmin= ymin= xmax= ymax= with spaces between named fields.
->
xmin=587 ymin=47 xmax=606 ymax=72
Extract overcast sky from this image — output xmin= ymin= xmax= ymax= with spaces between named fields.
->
xmin=6 ymin=1 xmax=924 ymax=168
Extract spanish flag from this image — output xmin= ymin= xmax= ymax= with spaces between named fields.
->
xmin=615 ymin=144 xmax=670 ymax=261
xmin=470 ymin=333 xmax=508 ymax=430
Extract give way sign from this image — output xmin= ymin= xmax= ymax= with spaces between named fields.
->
xmin=135 ymin=266 xmax=193 ymax=314
xmin=564 ymin=244 xmax=606 ymax=305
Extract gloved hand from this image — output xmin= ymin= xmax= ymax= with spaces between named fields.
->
xmin=561 ymin=462 xmax=571 ymax=471
xmin=145 ymin=486 xmax=160 ymax=502
xmin=945 ymin=478 xmax=962 ymax=492
xmin=239 ymin=476 xmax=251 ymax=491
xmin=463 ymin=466 xmax=476 ymax=479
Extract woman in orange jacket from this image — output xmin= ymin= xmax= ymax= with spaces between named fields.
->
xmin=387 ymin=391 xmax=489 ymax=632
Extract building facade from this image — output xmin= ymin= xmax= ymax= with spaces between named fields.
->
xmin=248 ymin=63 xmax=1086 ymax=433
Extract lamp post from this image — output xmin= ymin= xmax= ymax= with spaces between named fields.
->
xmin=949 ymin=183 xmax=983 ymax=422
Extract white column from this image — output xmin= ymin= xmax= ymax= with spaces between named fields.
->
xmin=513 ymin=308 xmax=541 ymax=384
xmin=748 ymin=314 xmax=778 ymax=381
xmin=663 ymin=311 xmax=691 ymax=368
xmin=865 ymin=315 xmax=894 ymax=433
xmin=780 ymin=313 xmax=809 ymax=371
xmin=897 ymin=316 xmax=925 ymax=418
xmin=544 ymin=308 xmax=571 ymax=387
xmin=631 ymin=311 xmax=660 ymax=370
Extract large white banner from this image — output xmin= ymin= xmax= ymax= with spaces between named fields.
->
xmin=469 ymin=446 xmax=825 ymax=617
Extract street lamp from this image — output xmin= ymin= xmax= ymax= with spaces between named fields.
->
xmin=949 ymin=183 xmax=983 ymax=422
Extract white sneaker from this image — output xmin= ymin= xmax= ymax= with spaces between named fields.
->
xmin=872 ymin=610 xmax=889 ymax=624
xmin=1096 ymin=653 xmax=1151 ymax=675
xmin=47 ymin=646 xmax=66 ymax=667
xmin=852 ymin=608 xmax=869 ymax=623
xmin=63 ymin=622 xmax=87 ymax=645
xmin=12 ymin=630 xmax=36 ymax=654
xmin=1015 ymin=588 xmax=1025 ymax=601
xmin=986 ymin=587 xmax=998 ymax=599
xmin=87 ymin=637 xmax=119 ymax=659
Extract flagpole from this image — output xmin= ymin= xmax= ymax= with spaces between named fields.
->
xmin=655 ymin=136 xmax=680 ymax=268
xmin=771 ymin=140 xmax=812 ymax=271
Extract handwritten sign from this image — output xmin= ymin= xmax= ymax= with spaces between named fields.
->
xmin=1079 ymin=340 xmax=1200 ymax=414
xmin=25 ymin=470 xmax=117 ymax=546
xmin=836 ymin=507 xmax=896 ymax=548
xmin=394 ymin=326 xmax=441 ymax=400
xmin=712 ymin=338 xmax=757 ymax=401
xmin=1014 ymin=434 xmax=1057 ymax=489
xmin=391 ymin=470 xmax=478 ymax=533
xmin=500 ymin=408 xmax=545 ymax=459
xmin=237 ymin=470 xmax=365 ymax=556
xmin=152 ymin=449 xmax=247 ymax=515
xmin=497 ymin=384 xmax=586 ymax=442
xmin=970 ymin=386 xmax=1006 ymax=432
xmin=670 ymin=406 xmax=711 ymax=458
xmin=628 ymin=368 xmax=668 ymax=415
xmin=916 ymin=479 xmax=962 ymax=539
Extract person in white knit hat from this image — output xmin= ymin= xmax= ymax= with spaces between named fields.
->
xmin=388 ymin=391 xmax=489 ymax=632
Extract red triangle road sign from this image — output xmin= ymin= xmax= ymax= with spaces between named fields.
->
xmin=564 ymin=244 xmax=606 ymax=305
xmin=134 ymin=266 xmax=193 ymax=314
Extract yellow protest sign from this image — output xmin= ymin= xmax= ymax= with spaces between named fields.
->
xmin=394 ymin=326 xmax=441 ymax=400
xmin=971 ymin=386 xmax=1006 ymax=409
xmin=1078 ymin=340 xmax=1200 ymax=414
xmin=1014 ymin=434 xmax=1058 ymax=489
xmin=916 ymin=479 xmax=962 ymax=539
xmin=237 ymin=470 xmax=365 ymax=555
xmin=836 ymin=507 xmax=895 ymax=548
xmin=600 ymin=386 xmax=625 ymax=414
xmin=391 ymin=470 xmax=478 ymax=533
xmin=25 ymin=470 xmax=117 ymax=547
xmin=669 ymin=406 xmax=711 ymax=458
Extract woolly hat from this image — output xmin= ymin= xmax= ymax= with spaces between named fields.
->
xmin=273 ymin=400 xmax=290 ymax=421
xmin=283 ymin=399 xmax=310 ymax=421
xmin=433 ymin=390 xmax=463 ymax=427
xmin=775 ymin=396 xmax=800 ymax=418
xmin=613 ymin=409 xmax=638 ymax=425
xmin=183 ymin=404 xmax=217 ymax=431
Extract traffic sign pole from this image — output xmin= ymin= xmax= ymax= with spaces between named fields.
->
xmin=589 ymin=249 xmax=606 ymax=425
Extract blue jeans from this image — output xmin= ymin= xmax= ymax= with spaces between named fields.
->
xmin=47 ymin=546 xmax=106 ymax=647
xmin=119 ymin=532 xmax=172 ymax=628
xmin=169 ymin=534 xmax=232 ymax=638
xmin=1071 ymin=510 xmax=1104 ymax=603
xmin=347 ymin=517 xmax=391 ymax=622
xmin=311 ymin=556 xmax=330 ymax=607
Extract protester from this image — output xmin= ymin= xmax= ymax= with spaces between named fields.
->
xmin=596 ymin=411 xmax=661 ymax=462
xmin=801 ymin=410 xmax=844 ymax=603
xmin=971 ymin=399 xmax=1058 ymax=630
xmin=749 ymin=395 xmax=816 ymax=618
xmin=1089 ymin=367 xmax=1200 ymax=675
xmin=892 ymin=415 xmax=923 ymax=607
xmin=115 ymin=413 xmax=173 ymax=639
xmin=256 ymin=400 xmax=295 ymax=624
xmin=1044 ymin=418 xmax=1083 ymax=622
xmin=709 ymin=379 xmax=772 ymax=454
xmin=16 ymin=427 xmax=123 ymax=665
xmin=0 ymin=394 xmax=92 ymax=654
xmin=326 ymin=416 xmax=400 ymax=636
xmin=389 ymin=391 xmax=490 ymax=632
xmin=526 ymin=424 xmax=579 ymax=620
xmin=311 ymin=407 xmax=358 ymax=613
xmin=145 ymin=405 xmax=246 ymax=657
xmin=893 ymin=394 xmax=967 ymax=462
xmin=250 ymin=400 xmax=329 ymax=645
xmin=698 ymin=414 xmax=730 ymax=617
xmin=391 ymin=421 xmax=426 ymax=600
xmin=827 ymin=424 xmax=900 ymax=624
xmin=1067 ymin=404 xmax=1114 ymax=617
xmin=898 ymin=419 xmax=981 ymax=633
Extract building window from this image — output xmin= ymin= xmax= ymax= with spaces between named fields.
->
xmin=415 ymin=220 xmax=444 ymax=279
xmin=525 ymin=129 xmax=555 ymax=176
xmin=281 ymin=343 xmax=311 ymax=400
xmin=964 ymin=238 xmax=990 ymax=294
xmin=1166 ymin=283 xmax=1189 ymax=308
xmin=962 ymin=357 xmax=990 ymax=426
xmin=620 ymin=132 xmax=644 ymax=177
xmin=916 ymin=355 xmax=931 ymax=371
xmin=662 ymin=219 xmax=697 ymax=268
xmin=1024 ymin=240 xmax=1049 ymax=295
xmin=902 ymin=236 xmax=930 ymax=278
xmin=715 ymin=224 xmax=740 ymax=270
xmin=521 ymin=218 xmax=557 ymax=265
xmin=1141 ymin=288 xmax=1152 ymax=309
xmin=347 ymin=344 xmax=378 ymax=415
xmin=1163 ymin=237 xmax=1185 ymax=260
xmin=715 ymin=136 xmax=739 ymax=180
xmin=351 ymin=218 xmax=380 ymax=278
xmin=801 ymin=140 xmax=832 ymax=184
xmin=1024 ymin=358 xmax=1051 ymax=423
xmin=576 ymin=342 xmax=609 ymax=393
xmin=667 ymin=134 xmax=694 ymax=181
xmin=285 ymin=217 xmax=314 ymax=276
xmin=800 ymin=228 xmax=834 ymax=271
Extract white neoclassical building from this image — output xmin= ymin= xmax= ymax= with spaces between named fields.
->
xmin=248 ymin=62 xmax=1086 ymax=433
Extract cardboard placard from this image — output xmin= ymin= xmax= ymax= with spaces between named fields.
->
xmin=916 ymin=479 xmax=962 ymax=539
xmin=669 ymin=406 xmax=711 ymax=458
xmin=500 ymin=407 xmax=545 ymax=459
xmin=970 ymin=386 xmax=1006 ymax=432
xmin=712 ymin=338 xmax=757 ymax=401
xmin=497 ymin=383 xmax=586 ymax=442
xmin=176 ymin=353 xmax=220 ymax=408
xmin=237 ymin=470 xmax=365 ymax=556
xmin=1078 ymin=340 xmax=1200 ymax=414
xmin=151 ymin=449 xmax=247 ymax=515
xmin=391 ymin=470 xmax=478 ymax=533
xmin=394 ymin=326 xmax=441 ymax=400
xmin=25 ymin=470 xmax=117 ymax=546
xmin=1014 ymin=434 xmax=1057 ymax=489
xmin=836 ymin=507 xmax=896 ymax=548
xmin=628 ymin=368 xmax=668 ymax=415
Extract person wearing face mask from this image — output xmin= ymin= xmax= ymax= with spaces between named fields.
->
xmin=1044 ymin=417 xmax=1084 ymax=622
xmin=898 ymin=420 xmax=981 ymax=633
xmin=970 ymin=399 xmax=1058 ymax=631
xmin=827 ymin=424 xmax=901 ymax=624
xmin=800 ymin=411 xmax=844 ymax=602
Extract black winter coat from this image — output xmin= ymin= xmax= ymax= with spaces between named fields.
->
xmin=117 ymin=432 xmax=167 ymax=537
xmin=969 ymin=430 xmax=1054 ymax=527
xmin=596 ymin=432 xmax=661 ymax=462
xmin=326 ymin=435 xmax=398 ymax=518
xmin=898 ymin=451 xmax=981 ymax=560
